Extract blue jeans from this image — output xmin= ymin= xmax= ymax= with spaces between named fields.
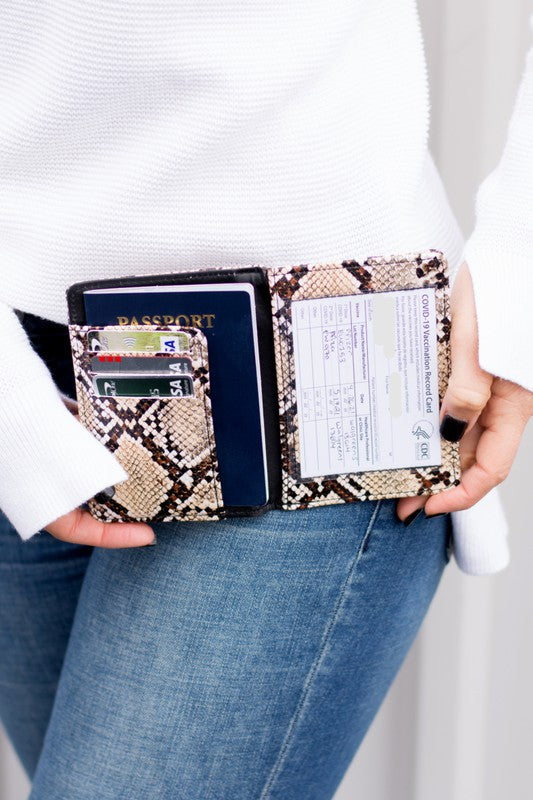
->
xmin=0 ymin=500 xmax=451 ymax=799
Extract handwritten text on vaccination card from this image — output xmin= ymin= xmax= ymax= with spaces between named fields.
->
xmin=292 ymin=288 xmax=442 ymax=478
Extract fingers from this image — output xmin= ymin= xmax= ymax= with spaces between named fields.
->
xmin=399 ymin=378 xmax=531 ymax=520
xmin=440 ymin=263 xmax=493 ymax=442
xmin=398 ymin=261 xmax=495 ymax=525
xmin=395 ymin=421 xmax=482 ymax=523
xmin=395 ymin=495 xmax=427 ymax=524
xmin=45 ymin=507 xmax=156 ymax=548
xmin=423 ymin=408 xmax=527 ymax=516
xmin=456 ymin=420 xmax=483 ymax=473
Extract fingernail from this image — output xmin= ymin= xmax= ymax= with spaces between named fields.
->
xmin=403 ymin=508 xmax=424 ymax=527
xmin=440 ymin=414 xmax=468 ymax=443
xmin=145 ymin=535 xmax=157 ymax=547
xmin=424 ymin=511 xmax=447 ymax=519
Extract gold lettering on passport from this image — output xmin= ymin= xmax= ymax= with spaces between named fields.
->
xmin=117 ymin=314 xmax=215 ymax=328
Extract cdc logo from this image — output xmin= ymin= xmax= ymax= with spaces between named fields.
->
xmin=412 ymin=420 xmax=434 ymax=460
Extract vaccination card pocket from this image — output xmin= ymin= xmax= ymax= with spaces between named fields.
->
xmin=267 ymin=250 xmax=461 ymax=510
xmin=68 ymin=324 xmax=223 ymax=523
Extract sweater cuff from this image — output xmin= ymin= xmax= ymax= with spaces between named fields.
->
xmin=451 ymin=488 xmax=510 ymax=575
xmin=0 ymin=305 xmax=128 ymax=539
xmin=462 ymin=243 xmax=533 ymax=392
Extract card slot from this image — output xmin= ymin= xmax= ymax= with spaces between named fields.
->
xmin=267 ymin=250 xmax=461 ymax=510
xmin=84 ymin=325 xmax=191 ymax=355
xmin=68 ymin=323 xmax=223 ymax=522
xmin=87 ymin=352 xmax=194 ymax=379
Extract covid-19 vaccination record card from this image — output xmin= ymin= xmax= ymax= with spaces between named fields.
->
xmin=292 ymin=288 xmax=441 ymax=479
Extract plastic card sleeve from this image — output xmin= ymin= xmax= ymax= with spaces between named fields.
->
xmin=266 ymin=250 xmax=461 ymax=510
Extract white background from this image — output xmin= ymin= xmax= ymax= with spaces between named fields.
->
xmin=1 ymin=1 xmax=532 ymax=797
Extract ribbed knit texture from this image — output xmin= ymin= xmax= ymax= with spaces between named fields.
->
xmin=0 ymin=304 xmax=128 ymax=537
xmin=0 ymin=1 xmax=531 ymax=573
xmin=461 ymin=23 xmax=533 ymax=390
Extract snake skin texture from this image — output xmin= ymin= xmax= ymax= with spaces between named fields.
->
xmin=68 ymin=325 xmax=223 ymax=523
xmin=267 ymin=249 xmax=461 ymax=510
xmin=68 ymin=250 xmax=460 ymax=523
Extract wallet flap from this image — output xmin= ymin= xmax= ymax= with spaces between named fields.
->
xmin=69 ymin=324 xmax=223 ymax=522
xmin=267 ymin=249 xmax=461 ymax=509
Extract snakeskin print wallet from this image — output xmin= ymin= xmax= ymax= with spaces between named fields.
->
xmin=67 ymin=249 xmax=460 ymax=523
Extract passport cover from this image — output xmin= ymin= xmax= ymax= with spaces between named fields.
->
xmin=67 ymin=249 xmax=460 ymax=522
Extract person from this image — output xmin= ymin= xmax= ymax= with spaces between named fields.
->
xmin=0 ymin=2 xmax=531 ymax=798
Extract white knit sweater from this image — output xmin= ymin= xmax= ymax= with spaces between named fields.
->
xmin=0 ymin=1 xmax=531 ymax=574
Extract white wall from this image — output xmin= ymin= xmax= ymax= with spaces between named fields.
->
xmin=335 ymin=1 xmax=533 ymax=798
xmin=1 ymin=1 xmax=532 ymax=797
xmin=0 ymin=730 xmax=28 ymax=799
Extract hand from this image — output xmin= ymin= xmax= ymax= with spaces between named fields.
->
xmin=52 ymin=396 xmax=155 ymax=546
xmin=45 ymin=506 xmax=156 ymax=548
xmin=396 ymin=261 xmax=533 ymax=523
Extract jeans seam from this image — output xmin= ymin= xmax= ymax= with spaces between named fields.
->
xmin=257 ymin=500 xmax=383 ymax=800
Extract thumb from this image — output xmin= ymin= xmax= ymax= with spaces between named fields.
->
xmin=45 ymin=507 xmax=156 ymax=548
xmin=440 ymin=263 xmax=493 ymax=442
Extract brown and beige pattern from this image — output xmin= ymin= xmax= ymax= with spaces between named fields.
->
xmin=267 ymin=249 xmax=461 ymax=510
xmin=68 ymin=324 xmax=223 ymax=523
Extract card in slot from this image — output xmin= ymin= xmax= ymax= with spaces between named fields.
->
xmin=91 ymin=354 xmax=192 ymax=375
xmin=91 ymin=374 xmax=194 ymax=398
xmin=267 ymin=251 xmax=461 ymax=509
xmin=88 ymin=329 xmax=190 ymax=353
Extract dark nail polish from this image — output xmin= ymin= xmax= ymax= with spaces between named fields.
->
xmin=145 ymin=535 xmax=157 ymax=547
xmin=440 ymin=414 xmax=468 ymax=443
xmin=403 ymin=508 xmax=424 ymax=527
xmin=94 ymin=486 xmax=115 ymax=503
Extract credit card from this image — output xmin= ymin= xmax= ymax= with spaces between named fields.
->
xmin=88 ymin=330 xmax=190 ymax=353
xmin=91 ymin=355 xmax=192 ymax=375
xmin=92 ymin=374 xmax=194 ymax=398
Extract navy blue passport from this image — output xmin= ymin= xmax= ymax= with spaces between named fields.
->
xmin=83 ymin=283 xmax=268 ymax=507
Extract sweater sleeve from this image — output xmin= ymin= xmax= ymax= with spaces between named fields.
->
xmin=461 ymin=14 xmax=533 ymax=391
xmin=0 ymin=302 xmax=128 ymax=539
